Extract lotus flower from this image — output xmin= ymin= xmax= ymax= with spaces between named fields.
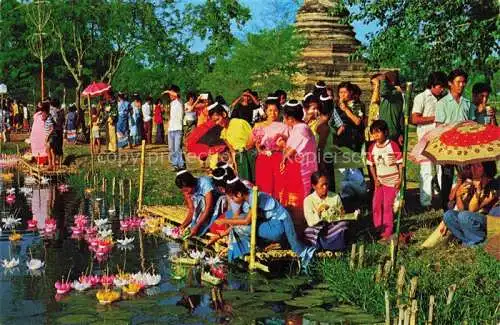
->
xmin=20 ymin=187 xmax=33 ymax=196
xmin=122 ymin=282 xmax=142 ymax=296
xmin=117 ymin=236 xmax=134 ymax=246
xmin=205 ymin=256 xmax=222 ymax=266
xmin=143 ymin=273 xmax=161 ymax=287
xmin=113 ymin=277 xmax=129 ymax=288
xmin=57 ymin=184 xmax=69 ymax=193
xmin=73 ymin=215 xmax=88 ymax=227
xmin=210 ymin=266 xmax=226 ymax=280
xmin=27 ymin=219 xmax=38 ymax=231
xmin=120 ymin=220 xmax=132 ymax=232
xmin=88 ymin=236 xmax=99 ymax=249
xmin=44 ymin=218 xmax=57 ymax=233
xmin=55 ymin=280 xmax=72 ymax=294
xmin=79 ymin=275 xmax=100 ymax=287
xmin=40 ymin=177 xmax=50 ymax=185
xmin=2 ymin=217 xmax=21 ymax=229
xmin=2 ymin=258 xmax=20 ymax=269
xmin=5 ymin=194 xmax=16 ymax=205
xmin=9 ymin=232 xmax=22 ymax=242
xmin=98 ymin=229 xmax=113 ymax=239
xmin=96 ymin=289 xmax=120 ymax=305
xmin=71 ymin=225 xmax=86 ymax=236
xmin=26 ymin=259 xmax=44 ymax=270
xmin=85 ymin=226 xmax=97 ymax=236
xmin=71 ymin=280 xmax=91 ymax=292
xmin=189 ymin=250 xmax=206 ymax=260
xmin=100 ymin=275 xmax=115 ymax=287
xmin=94 ymin=218 xmax=108 ymax=228
xmin=6 ymin=188 xmax=15 ymax=195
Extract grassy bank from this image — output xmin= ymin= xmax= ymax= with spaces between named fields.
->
xmin=312 ymin=219 xmax=499 ymax=324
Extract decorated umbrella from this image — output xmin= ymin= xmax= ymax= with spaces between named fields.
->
xmin=422 ymin=121 xmax=500 ymax=165
xmin=409 ymin=123 xmax=456 ymax=164
xmin=82 ymin=82 xmax=111 ymax=97
xmin=185 ymin=120 xmax=226 ymax=160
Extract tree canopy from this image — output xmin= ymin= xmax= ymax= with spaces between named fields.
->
xmin=343 ymin=0 xmax=499 ymax=89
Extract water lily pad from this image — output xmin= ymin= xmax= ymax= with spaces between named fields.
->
xmin=256 ymin=292 xmax=291 ymax=302
xmin=285 ymin=297 xmax=324 ymax=307
xmin=57 ymin=314 xmax=97 ymax=324
xmin=303 ymin=310 xmax=346 ymax=322
xmin=99 ymin=310 xmax=133 ymax=321
xmin=150 ymin=305 xmax=189 ymax=317
xmin=303 ymin=289 xmax=334 ymax=298
xmin=181 ymin=287 xmax=209 ymax=295
xmin=314 ymin=283 xmax=330 ymax=289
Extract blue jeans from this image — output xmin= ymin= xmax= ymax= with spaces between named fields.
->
xmin=168 ymin=130 xmax=184 ymax=168
xmin=443 ymin=210 xmax=486 ymax=246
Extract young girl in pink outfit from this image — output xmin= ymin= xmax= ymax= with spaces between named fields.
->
xmin=367 ymin=120 xmax=402 ymax=241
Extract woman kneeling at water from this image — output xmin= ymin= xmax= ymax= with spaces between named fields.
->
xmin=176 ymin=169 xmax=220 ymax=237
xmin=303 ymin=171 xmax=349 ymax=251
xmin=214 ymin=177 xmax=315 ymax=265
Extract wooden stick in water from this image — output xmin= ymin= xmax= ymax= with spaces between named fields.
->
xmin=349 ymin=243 xmax=357 ymax=270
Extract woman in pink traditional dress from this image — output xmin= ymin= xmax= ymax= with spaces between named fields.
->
xmin=279 ymin=100 xmax=318 ymax=236
xmin=247 ymin=96 xmax=288 ymax=199
xmin=30 ymin=101 xmax=49 ymax=164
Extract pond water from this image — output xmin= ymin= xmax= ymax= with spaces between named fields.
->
xmin=0 ymin=168 xmax=381 ymax=325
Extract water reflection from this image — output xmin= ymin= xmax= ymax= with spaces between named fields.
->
xmin=0 ymin=170 xmax=379 ymax=324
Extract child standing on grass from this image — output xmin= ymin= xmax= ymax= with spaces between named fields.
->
xmin=91 ymin=114 xmax=101 ymax=154
xmin=367 ymin=120 xmax=403 ymax=241
xmin=44 ymin=102 xmax=56 ymax=170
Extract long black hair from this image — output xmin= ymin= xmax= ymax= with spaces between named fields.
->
xmin=175 ymin=170 xmax=197 ymax=189
xmin=225 ymin=178 xmax=249 ymax=196
xmin=283 ymin=100 xmax=304 ymax=121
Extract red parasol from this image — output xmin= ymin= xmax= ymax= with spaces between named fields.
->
xmin=82 ymin=82 xmax=111 ymax=97
xmin=185 ymin=121 xmax=227 ymax=159
xmin=422 ymin=121 xmax=500 ymax=165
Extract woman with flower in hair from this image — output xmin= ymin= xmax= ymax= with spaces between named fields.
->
xmin=247 ymin=95 xmax=288 ymax=198
xmin=279 ymin=100 xmax=318 ymax=235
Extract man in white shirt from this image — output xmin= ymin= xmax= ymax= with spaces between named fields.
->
xmin=142 ymin=97 xmax=153 ymax=144
xmin=164 ymin=85 xmax=185 ymax=170
xmin=411 ymin=71 xmax=447 ymax=208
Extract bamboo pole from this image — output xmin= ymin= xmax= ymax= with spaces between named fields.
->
xmin=394 ymin=82 xmax=413 ymax=264
xmin=375 ymin=263 xmax=383 ymax=283
xmin=409 ymin=277 xmax=418 ymax=299
xmin=137 ymin=140 xmax=146 ymax=211
xmin=349 ymin=243 xmax=357 ymax=270
xmin=384 ymin=291 xmax=391 ymax=325
xmin=398 ymin=306 xmax=404 ymax=325
xmin=403 ymin=307 xmax=410 ymax=325
xmin=396 ymin=265 xmax=406 ymax=306
xmin=446 ymin=284 xmax=456 ymax=305
xmin=427 ymin=295 xmax=435 ymax=324
xmin=88 ymin=95 xmax=94 ymax=183
xmin=409 ymin=299 xmax=418 ymax=325
xmin=249 ymin=186 xmax=258 ymax=272
xmin=112 ymin=177 xmax=116 ymax=196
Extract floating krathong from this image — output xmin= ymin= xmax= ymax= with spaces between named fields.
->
xmin=71 ymin=280 xmax=91 ymax=292
xmin=96 ymin=289 xmax=120 ymax=305
xmin=5 ymin=194 xmax=16 ymax=205
xmin=20 ymin=187 xmax=33 ymax=196
xmin=79 ymin=275 xmax=101 ymax=287
xmin=94 ymin=218 xmax=108 ymax=228
xmin=9 ymin=232 xmax=22 ymax=242
xmin=40 ymin=177 xmax=50 ymax=185
xmin=24 ymin=176 xmax=37 ymax=185
xmin=131 ymin=272 xmax=161 ymax=287
xmin=113 ymin=275 xmax=130 ymax=288
xmin=189 ymin=250 xmax=206 ymax=260
xmin=26 ymin=259 xmax=44 ymax=270
xmin=73 ymin=215 xmax=88 ymax=227
xmin=100 ymin=275 xmax=115 ymax=287
xmin=201 ymin=271 xmax=222 ymax=285
xmin=6 ymin=188 xmax=15 ymax=195
xmin=27 ymin=219 xmax=38 ymax=231
xmin=117 ymin=236 xmax=134 ymax=246
xmin=54 ymin=280 xmax=72 ymax=295
xmin=2 ymin=217 xmax=21 ymax=229
xmin=44 ymin=218 xmax=57 ymax=233
xmin=57 ymin=184 xmax=70 ymax=193
xmin=122 ymin=281 xmax=143 ymax=296
xmin=98 ymin=229 xmax=113 ymax=239
xmin=2 ymin=258 xmax=20 ymax=269
xmin=205 ymin=256 xmax=222 ymax=266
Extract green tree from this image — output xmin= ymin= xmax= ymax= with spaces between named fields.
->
xmin=343 ymin=0 xmax=499 ymax=87
xmin=199 ymin=25 xmax=305 ymax=101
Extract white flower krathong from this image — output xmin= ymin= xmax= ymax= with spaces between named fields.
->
xmin=2 ymin=217 xmax=21 ymax=229
xmin=26 ymin=259 xmax=45 ymax=270
xmin=2 ymin=258 xmax=20 ymax=269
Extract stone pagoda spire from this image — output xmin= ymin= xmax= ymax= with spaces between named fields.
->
xmin=295 ymin=0 xmax=372 ymax=103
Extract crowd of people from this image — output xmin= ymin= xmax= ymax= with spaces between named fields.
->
xmin=22 ymin=68 xmax=498 ymax=264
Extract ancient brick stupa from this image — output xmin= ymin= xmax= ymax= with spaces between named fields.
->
xmin=294 ymin=0 xmax=372 ymax=103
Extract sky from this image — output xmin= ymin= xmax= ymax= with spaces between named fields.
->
xmin=186 ymin=0 xmax=378 ymax=51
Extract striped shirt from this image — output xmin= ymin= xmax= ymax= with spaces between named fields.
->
xmin=44 ymin=116 xmax=54 ymax=137
xmin=367 ymin=140 xmax=402 ymax=187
